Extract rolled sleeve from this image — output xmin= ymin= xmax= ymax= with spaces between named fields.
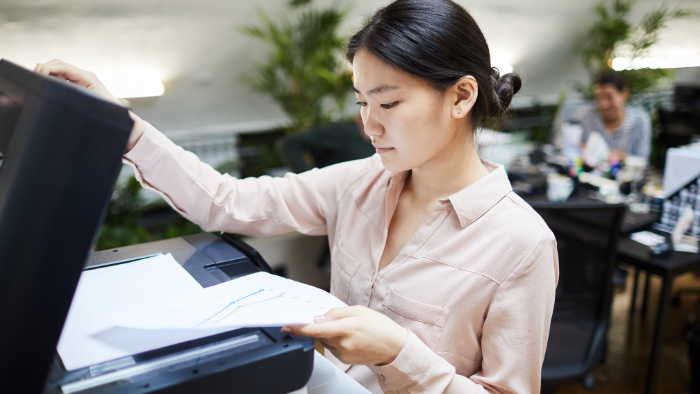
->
xmin=369 ymin=331 xmax=436 ymax=391
xmin=369 ymin=330 xmax=489 ymax=394
xmin=123 ymin=123 xmax=171 ymax=169
xmin=121 ymin=123 xmax=359 ymax=237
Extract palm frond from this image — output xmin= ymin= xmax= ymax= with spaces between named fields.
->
xmin=241 ymin=4 xmax=352 ymax=132
xmin=579 ymin=0 xmax=692 ymax=100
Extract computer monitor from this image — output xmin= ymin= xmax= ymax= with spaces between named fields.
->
xmin=0 ymin=59 xmax=133 ymax=393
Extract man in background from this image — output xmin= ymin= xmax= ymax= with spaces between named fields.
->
xmin=579 ymin=73 xmax=652 ymax=161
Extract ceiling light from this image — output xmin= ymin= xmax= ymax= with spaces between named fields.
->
xmin=95 ymin=69 xmax=165 ymax=98
xmin=612 ymin=56 xmax=700 ymax=71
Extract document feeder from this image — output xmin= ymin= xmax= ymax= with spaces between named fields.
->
xmin=43 ymin=233 xmax=315 ymax=394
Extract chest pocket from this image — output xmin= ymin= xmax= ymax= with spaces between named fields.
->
xmin=330 ymin=231 xmax=361 ymax=304
xmin=380 ymin=288 xmax=450 ymax=348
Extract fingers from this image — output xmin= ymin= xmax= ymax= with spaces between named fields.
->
xmin=316 ymin=305 xmax=369 ymax=323
xmin=34 ymin=59 xmax=121 ymax=105
xmin=283 ymin=308 xmax=407 ymax=366
xmin=34 ymin=59 xmax=98 ymax=89
xmin=282 ymin=318 xmax=355 ymax=339
xmin=283 ymin=306 xmax=371 ymax=337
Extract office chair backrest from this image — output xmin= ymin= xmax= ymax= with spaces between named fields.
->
xmin=531 ymin=203 xmax=626 ymax=371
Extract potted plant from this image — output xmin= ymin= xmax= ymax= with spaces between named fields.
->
xmin=577 ymin=0 xmax=692 ymax=103
xmin=242 ymin=0 xmax=353 ymax=134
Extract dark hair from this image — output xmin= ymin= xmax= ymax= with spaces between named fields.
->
xmin=346 ymin=0 xmax=522 ymax=129
xmin=595 ymin=73 xmax=626 ymax=92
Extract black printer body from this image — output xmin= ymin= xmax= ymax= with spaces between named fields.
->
xmin=0 ymin=59 xmax=313 ymax=394
xmin=45 ymin=233 xmax=315 ymax=394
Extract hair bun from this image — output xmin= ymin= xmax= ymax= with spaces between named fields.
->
xmin=495 ymin=72 xmax=522 ymax=110
xmin=489 ymin=68 xmax=522 ymax=116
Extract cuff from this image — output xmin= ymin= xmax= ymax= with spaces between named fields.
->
xmin=368 ymin=330 xmax=435 ymax=391
xmin=122 ymin=122 xmax=171 ymax=170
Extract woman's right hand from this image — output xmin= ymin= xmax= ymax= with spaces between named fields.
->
xmin=34 ymin=59 xmax=147 ymax=152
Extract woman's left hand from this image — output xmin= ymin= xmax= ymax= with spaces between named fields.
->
xmin=282 ymin=305 xmax=408 ymax=366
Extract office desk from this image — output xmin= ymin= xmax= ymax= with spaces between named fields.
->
xmin=520 ymin=193 xmax=660 ymax=235
xmin=617 ymin=232 xmax=700 ymax=394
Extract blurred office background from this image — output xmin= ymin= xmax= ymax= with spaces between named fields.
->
xmin=2 ymin=0 xmax=700 ymax=392
xmin=1 ymin=0 xmax=697 ymax=243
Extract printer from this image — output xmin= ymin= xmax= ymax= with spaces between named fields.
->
xmin=0 ymin=59 xmax=366 ymax=394
xmin=46 ymin=233 xmax=316 ymax=394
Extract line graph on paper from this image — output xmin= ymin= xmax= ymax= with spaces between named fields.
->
xmin=115 ymin=272 xmax=348 ymax=330
xmin=196 ymin=291 xmax=285 ymax=326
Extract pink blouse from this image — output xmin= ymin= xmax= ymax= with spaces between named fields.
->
xmin=123 ymin=123 xmax=559 ymax=394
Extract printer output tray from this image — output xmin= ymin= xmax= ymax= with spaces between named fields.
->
xmin=44 ymin=233 xmax=315 ymax=394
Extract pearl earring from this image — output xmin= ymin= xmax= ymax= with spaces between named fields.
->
xmin=457 ymin=109 xmax=461 ymax=114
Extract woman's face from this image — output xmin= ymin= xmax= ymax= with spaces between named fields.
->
xmin=352 ymin=49 xmax=471 ymax=173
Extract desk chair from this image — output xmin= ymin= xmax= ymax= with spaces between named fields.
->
xmin=531 ymin=203 xmax=626 ymax=394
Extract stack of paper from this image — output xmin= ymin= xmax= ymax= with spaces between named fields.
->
xmin=115 ymin=271 xmax=346 ymax=330
xmin=57 ymin=253 xmax=346 ymax=371
xmin=630 ymin=231 xmax=666 ymax=247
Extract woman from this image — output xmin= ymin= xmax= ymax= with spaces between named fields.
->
xmin=580 ymin=73 xmax=652 ymax=161
xmin=37 ymin=0 xmax=558 ymax=392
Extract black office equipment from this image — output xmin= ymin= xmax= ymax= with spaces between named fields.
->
xmin=655 ymin=175 xmax=700 ymax=238
xmin=0 ymin=58 xmax=133 ymax=394
xmin=675 ymin=84 xmax=700 ymax=112
xmin=531 ymin=202 xmax=626 ymax=394
xmin=45 ymin=233 xmax=314 ymax=394
xmin=0 ymin=59 xmax=314 ymax=394
xmin=655 ymin=98 xmax=700 ymax=168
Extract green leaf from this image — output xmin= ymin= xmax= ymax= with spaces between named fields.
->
xmin=240 ymin=3 xmax=353 ymax=133
xmin=578 ymin=0 xmax=691 ymax=101
xmin=289 ymin=0 xmax=313 ymax=7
